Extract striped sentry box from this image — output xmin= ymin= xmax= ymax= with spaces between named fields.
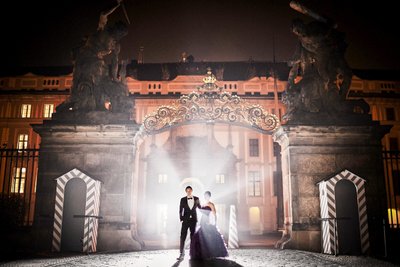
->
xmin=52 ymin=168 xmax=102 ymax=253
xmin=318 ymin=169 xmax=369 ymax=255
xmin=228 ymin=205 xmax=239 ymax=248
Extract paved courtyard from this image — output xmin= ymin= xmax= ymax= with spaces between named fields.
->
xmin=0 ymin=249 xmax=397 ymax=267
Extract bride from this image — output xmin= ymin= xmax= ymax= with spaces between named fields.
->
xmin=190 ymin=191 xmax=229 ymax=260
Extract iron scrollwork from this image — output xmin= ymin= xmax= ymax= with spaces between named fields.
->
xmin=143 ymin=69 xmax=280 ymax=134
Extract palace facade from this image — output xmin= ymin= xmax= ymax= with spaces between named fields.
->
xmin=0 ymin=61 xmax=399 ymax=246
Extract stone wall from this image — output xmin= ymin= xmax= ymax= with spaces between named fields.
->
xmin=274 ymin=124 xmax=390 ymax=255
xmin=32 ymin=122 xmax=142 ymax=252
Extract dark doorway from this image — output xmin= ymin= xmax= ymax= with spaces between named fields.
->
xmin=61 ymin=178 xmax=86 ymax=252
xmin=335 ymin=179 xmax=361 ymax=255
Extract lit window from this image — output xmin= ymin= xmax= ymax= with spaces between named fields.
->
xmin=248 ymin=171 xmax=261 ymax=196
xmin=104 ymin=101 xmax=111 ymax=110
xmin=43 ymin=104 xmax=54 ymax=118
xmin=158 ymin=174 xmax=168 ymax=183
xmin=33 ymin=173 xmax=38 ymax=193
xmin=216 ymin=174 xmax=225 ymax=184
xmin=11 ymin=167 xmax=26 ymax=193
xmin=21 ymin=104 xmax=32 ymax=118
xmin=249 ymin=139 xmax=259 ymax=157
xmin=17 ymin=134 xmax=28 ymax=150
xmin=387 ymin=208 xmax=399 ymax=228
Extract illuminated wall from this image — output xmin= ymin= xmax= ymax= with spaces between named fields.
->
xmin=0 ymin=66 xmax=399 ymax=234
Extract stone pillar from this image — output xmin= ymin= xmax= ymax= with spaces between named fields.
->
xmin=32 ymin=122 xmax=142 ymax=252
xmin=273 ymin=124 xmax=390 ymax=254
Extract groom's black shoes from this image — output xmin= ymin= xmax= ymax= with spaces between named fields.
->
xmin=177 ymin=252 xmax=185 ymax=261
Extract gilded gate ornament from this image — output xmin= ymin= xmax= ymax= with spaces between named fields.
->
xmin=143 ymin=69 xmax=280 ymax=134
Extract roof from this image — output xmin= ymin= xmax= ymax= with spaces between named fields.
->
xmin=0 ymin=62 xmax=291 ymax=81
xmin=0 ymin=66 xmax=73 ymax=77
xmin=352 ymin=69 xmax=400 ymax=81
xmin=127 ymin=61 xmax=290 ymax=81
xmin=1 ymin=62 xmax=399 ymax=82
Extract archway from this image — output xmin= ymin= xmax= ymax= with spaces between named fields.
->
xmin=133 ymin=69 xmax=281 ymax=249
xmin=61 ymin=178 xmax=86 ymax=252
xmin=335 ymin=179 xmax=361 ymax=255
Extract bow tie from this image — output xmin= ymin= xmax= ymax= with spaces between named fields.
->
xmin=187 ymin=197 xmax=193 ymax=200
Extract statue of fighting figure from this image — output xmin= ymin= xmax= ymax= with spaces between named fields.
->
xmin=282 ymin=1 xmax=370 ymax=123
xmin=56 ymin=0 xmax=132 ymax=115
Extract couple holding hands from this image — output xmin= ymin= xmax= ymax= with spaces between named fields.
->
xmin=177 ymin=186 xmax=228 ymax=261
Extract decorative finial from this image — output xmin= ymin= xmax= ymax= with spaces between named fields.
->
xmin=198 ymin=68 xmax=222 ymax=92
xmin=203 ymin=67 xmax=217 ymax=85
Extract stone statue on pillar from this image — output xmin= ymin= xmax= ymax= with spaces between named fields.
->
xmin=272 ymin=2 xmax=391 ymax=255
xmin=282 ymin=1 xmax=370 ymax=124
xmin=32 ymin=2 xmax=143 ymax=254
xmin=55 ymin=2 xmax=133 ymax=123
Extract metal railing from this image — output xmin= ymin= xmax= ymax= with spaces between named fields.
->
xmin=0 ymin=146 xmax=39 ymax=227
xmin=382 ymin=150 xmax=400 ymax=229
xmin=382 ymin=150 xmax=400 ymax=262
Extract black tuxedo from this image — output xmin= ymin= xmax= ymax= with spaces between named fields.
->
xmin=179 ymin=196 xmax=200 ymax=222
xmin=179 ymin=196 xmax=201 ymax=254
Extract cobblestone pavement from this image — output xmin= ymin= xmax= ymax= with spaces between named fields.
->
xmin=1 ymin=249 xmax=397 ymax=267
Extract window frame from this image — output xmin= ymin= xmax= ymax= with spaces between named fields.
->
xmin=249 ymin=138 xmax=260 ymax=157
xmin=43 ymin=103 xmax=54 ymax=118
xmin=21 ymin=104 xmax=32 ymax=118
xmin=248 ymin=171 xmax=261 ymax=197
xmin=11 ymin=167 xmax=26 ymax=193
xmin=158 ymin=173 xmax=168 ymax=184
xmin=216 ymin=174 xmax=225 ymax=184
xmin=16 ymin=133 xmax=29 ymax=150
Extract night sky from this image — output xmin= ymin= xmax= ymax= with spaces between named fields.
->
xmin=1 ymin=0 xmax=398 ymax=70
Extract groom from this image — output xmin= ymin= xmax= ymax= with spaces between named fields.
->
xmin=177 ymin=186 xmax=201 ymax=260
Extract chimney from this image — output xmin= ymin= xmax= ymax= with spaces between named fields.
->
xmin=138 ymin=46 xmax=144 ymax=64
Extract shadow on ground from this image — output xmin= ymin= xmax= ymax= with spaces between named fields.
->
xmin=171 ymin=258 xmax=243 ymax=267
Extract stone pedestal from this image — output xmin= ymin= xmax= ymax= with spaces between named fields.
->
xmin=273 ymin=124 xmax=390 ymax=254
xmin=32 ymin=121 xmax=142 ymax=252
